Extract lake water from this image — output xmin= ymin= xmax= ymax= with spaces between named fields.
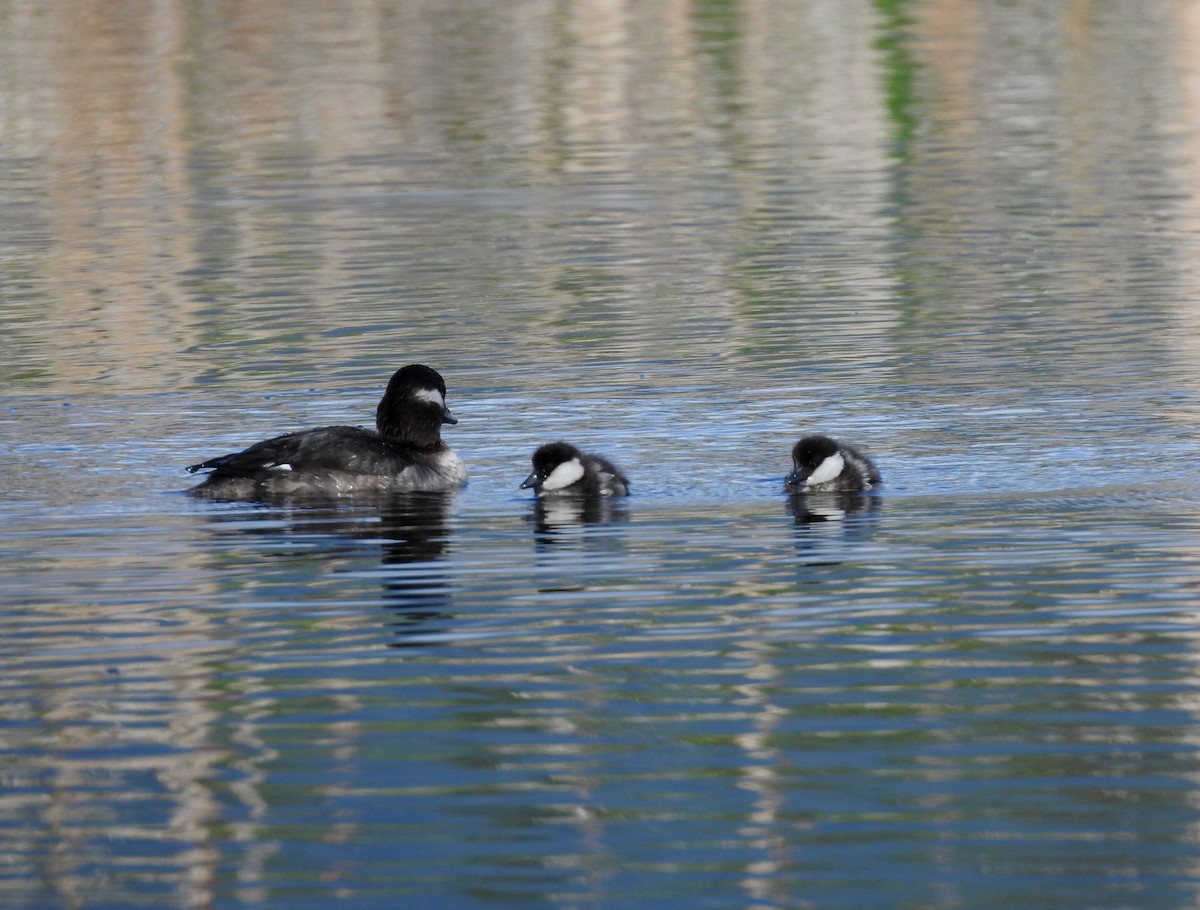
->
xmin=6 ymin=1 xmax=1200 ymax=908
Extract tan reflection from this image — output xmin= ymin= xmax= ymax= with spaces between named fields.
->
xmin=1168 ymin=1 xmax=1200 ymax=865
xmin=729 ymin=637 xmax=793 ymax=908
xmin=13 ymin=648 xmax=229 ymax=908
xmin=550 ymin=0 xmax=699 ymax=167
xmin=4 ymin=0 xmax=398 ymax=391
xmin=528 ymin=0 xmax=898 ymax=372
xmin=900 ymin=0 xmax=1196 ymax=394
xmin=5 ymin=0 xmax=192 ymax=389
xmin=1168 ymin=0 xmax=1200 ymax=412
xmin=728 ymin=0 xmax=897 ymax=374
xmin=4 ymin=0 xmax=900 ymax=391
xmin=2 ymin=0 xmax=901 ymax=900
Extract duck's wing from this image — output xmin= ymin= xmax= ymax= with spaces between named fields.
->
xmin=188 ymin=426 xmax=390 ymax=477
xmin=844 ymin=446 xmax=883 ymax=487
xmin=838 ymin=444 xmax=881 ymax=487
xmin=589 ymin=455 xmax=630 ymax=496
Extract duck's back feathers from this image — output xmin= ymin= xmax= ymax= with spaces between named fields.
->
xmin=844 ymin=444 xmax=881 ymax=488
xmin=188 ymin=425 xmax=466 ymax=499
xmin=189 ymin=426 xmax=389 ymax=477
xmin=580 ymin=453 xmax=630 ymax=497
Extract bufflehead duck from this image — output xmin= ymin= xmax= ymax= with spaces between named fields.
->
xmin=187 ymin=364 xmax=467 ymax=499
xmin=520 ymin=442 xmax=629 ymax=498
xmin=784 ymin=435 xmax=880 ymax=493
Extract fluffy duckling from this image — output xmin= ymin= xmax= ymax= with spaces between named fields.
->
xmin=784 ymin=434 xmax=880 ymax=493
xmin=520 ymin=442 xmax=629 ymax=498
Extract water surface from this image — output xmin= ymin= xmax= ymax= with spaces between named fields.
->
xmin=5 ymin=1 xmax=1200 ymax=908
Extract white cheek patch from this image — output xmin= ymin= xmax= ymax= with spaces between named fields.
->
xmin=267 ymin=463 xmax=293 ymax=472
xmin=805 ymin=452 xmax=845 ymax=487
xmin=413 ymin=387 xmax=446 ymax=408
xmin=542 ymin=458 xmax=585 ymax=491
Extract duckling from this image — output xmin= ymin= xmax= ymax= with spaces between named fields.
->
xmin=520 ymin=442 xmax=629 ymax=497
xmin=784 ymin=434 xmax=880 ymax=493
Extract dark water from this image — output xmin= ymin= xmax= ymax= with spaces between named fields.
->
xmin=6 ymin=1 xmax=1200 ymax=908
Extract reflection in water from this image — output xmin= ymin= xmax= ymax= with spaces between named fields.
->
xmin=8 ymin=0 xmax=1200 ymax=907
xmin=526 ymin=496 xmax=630 ymax=549
xmin=788 ymin=491 xmax=882 ymax=563
xmin=201 ymin=493 xmax=456 ymax=646
xmin=787 ymin=490 xmax=882 ymax=526
xmin=376 ymin=493 xmax=454 ymax=646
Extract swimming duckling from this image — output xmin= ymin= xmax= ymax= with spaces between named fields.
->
xmin=784 ymin=434 xmax=880 ymax=493
xmin=520 ymin=442 xmax=629 ymax=497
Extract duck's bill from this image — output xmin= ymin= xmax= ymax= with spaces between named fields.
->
xmin=784 ymin=469 xmax=807 ymax=489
